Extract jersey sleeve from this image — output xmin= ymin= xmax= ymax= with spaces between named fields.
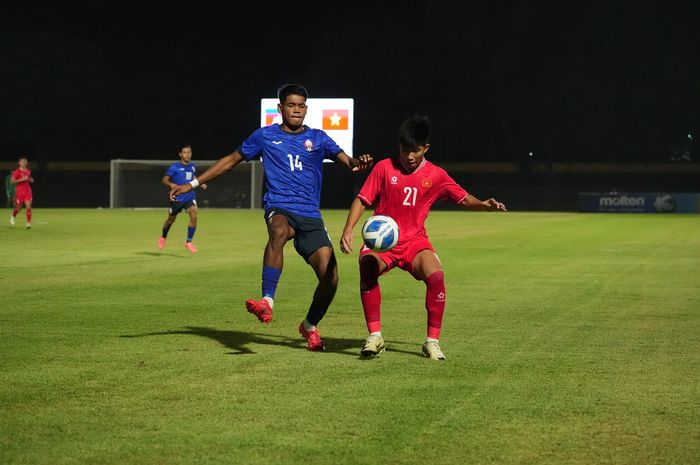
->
xmin=357 ymin=163 xmax=383 ymax=206
xmin=165 ymin=164 xmax=178 ymax=178
xmin=438 ymin=169 xmax=469 ymax=204
xmin=239 ymin=127 xmax=266 ymax=161
xmin=320 ymin=131 xmax=343 ymax=160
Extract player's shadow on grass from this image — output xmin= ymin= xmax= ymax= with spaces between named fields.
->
xmin=121 ymin=326 xmax=364 ymax=357
xmin=136 ymin=252 xmax=186 ymax=258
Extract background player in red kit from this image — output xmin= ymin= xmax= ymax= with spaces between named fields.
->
xmin=10 ymin=156 xmax=34 ymax=229
xmin=339 ymin=114 xmax=507 ymax=360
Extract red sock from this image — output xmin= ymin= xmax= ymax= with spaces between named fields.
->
xmin=12 ymin=207 xmax=19 ymax=217
xmin=425 ymin=271 xmax=446 ymax=339
xmin=360 ymin=256 xmax=383 ymax=333
xmin=26 ymin=209 xmax=32 ymax=223
xmin=361 ymin=284 xmax=382 ymax=333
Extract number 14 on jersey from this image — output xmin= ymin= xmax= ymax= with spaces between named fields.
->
xmin=287 ymin=154 xmax=303 ymax=171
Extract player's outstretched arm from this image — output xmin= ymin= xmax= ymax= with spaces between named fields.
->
xmin=459 ymin=194 xmax=507 ymax=212
xmin=340 ymin=198 xmax=367 ymax=254
xmin=169 ymin=151 xmax=243 ymax=200
xmin=162 ymin=175 xmax=174 ymax=189
xmin=337 ymin=152 xmax=373 ymax=172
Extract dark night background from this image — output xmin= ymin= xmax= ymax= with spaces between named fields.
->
xmin=1 ymin=2 xmax=698 ymax=208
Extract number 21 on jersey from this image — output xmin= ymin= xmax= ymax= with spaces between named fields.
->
xmin=403 ymin=187 xmax=417 ymax=206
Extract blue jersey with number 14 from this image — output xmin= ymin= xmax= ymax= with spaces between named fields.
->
xmin=239 ymin=124 xmax=343 ymax=218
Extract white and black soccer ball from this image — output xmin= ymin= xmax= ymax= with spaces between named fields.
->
xmin=361 ymin=215 xmax=400 ymax=252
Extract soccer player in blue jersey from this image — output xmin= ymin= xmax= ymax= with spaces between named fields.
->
xmin=159 ymin=144 xmax=207 ymax=253
xmin=169 ymin=84 xmax=373 ymax=351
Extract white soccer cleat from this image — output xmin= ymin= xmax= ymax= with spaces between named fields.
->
xmin=361 ymin=334 xmax=385 ymax=357
xmin=26 ymin=223 xmax=31 ymax=229
xmin=422 ymin=340 xmax=446 ymax=360
xmin=10 ymin=215 xmax=15 ymax=226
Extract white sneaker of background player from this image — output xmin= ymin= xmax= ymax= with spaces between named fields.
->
xmin=10 ymin=215 xmax=15 ymax=226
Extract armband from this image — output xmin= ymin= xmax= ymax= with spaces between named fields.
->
xmin=189 ymin=179 xmax=200 ymax=189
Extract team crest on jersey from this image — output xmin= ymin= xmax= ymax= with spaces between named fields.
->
xmin=304 ymin=139 xmax=314 ymax=152
xmin=421 ymin=178 xmax=432 ymax=188
xmin=391 ymin=176 xmax=398 ymax=185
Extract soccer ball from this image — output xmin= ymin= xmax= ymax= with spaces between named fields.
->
xmin=361 ymin=215 xmax=400 ymax=252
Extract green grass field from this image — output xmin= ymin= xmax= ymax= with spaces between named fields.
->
xmin=1 ymin=208 xmax=699 ymax=465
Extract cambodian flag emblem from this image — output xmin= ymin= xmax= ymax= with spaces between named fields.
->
xmin=265 ymin=109 xmax=282 ymax=126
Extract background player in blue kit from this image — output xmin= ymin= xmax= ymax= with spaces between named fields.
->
xmin=159 ymin=144 xmax=207 ymax=253
xmin=169 ymin=84 xmax=373 ymax=351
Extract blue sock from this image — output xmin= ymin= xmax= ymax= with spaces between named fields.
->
xmin=187 ymin=226 xmax=196 ymax=242
xmin=262 ymin=266 xmax=282 ymax=299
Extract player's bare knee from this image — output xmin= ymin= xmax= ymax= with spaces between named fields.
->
xmin=315 ymin=256 xmax=338 ymax=286
xmin=268 ymin=224 xmax=290 ymax=244
xmin=326 ymin=268 xmax=339 ymax=289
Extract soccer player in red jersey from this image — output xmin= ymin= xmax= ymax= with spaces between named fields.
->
xmin=340 ymin=115 xmax=507 ymax=360
xmin=10 ymin=156 xmax=34 ymax=229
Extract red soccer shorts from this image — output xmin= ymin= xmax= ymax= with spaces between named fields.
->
xmin=359 ymin=235 xmax=436 ymax=280
xmin=15 ymin=193 xmax=32 ymax=205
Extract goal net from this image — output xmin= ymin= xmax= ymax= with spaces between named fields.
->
xmin=109 ymin=159 xmax=263 ymax=209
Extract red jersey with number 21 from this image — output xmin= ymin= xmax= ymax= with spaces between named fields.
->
xmin=357 ymin=157 xmax=468 ymax=246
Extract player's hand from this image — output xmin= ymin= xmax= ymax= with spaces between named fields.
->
xmin=484 ymin=198 xmax=507 ymax=212
xmin=169 ymin=183 xmax=192 ymax=201
xmin=352 ymin=154 xmax=373 ymax=172
xmin=340 ymin=229 xmax=354 ymax=254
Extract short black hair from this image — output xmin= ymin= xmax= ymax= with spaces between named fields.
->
xmin=399 ymin=114 xmax=432 ymax=149
xmin=277 ymin=83 xmax=309 ymax=103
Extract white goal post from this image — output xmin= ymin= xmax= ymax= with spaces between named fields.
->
xmin=109 ymin=159 xmax=263 ymax=209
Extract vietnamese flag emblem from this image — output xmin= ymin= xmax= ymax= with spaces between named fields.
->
xmin=322 ymin=109 xmax=349 ymax=130
xmin=421 ymin=178 xmax=432 ymax=188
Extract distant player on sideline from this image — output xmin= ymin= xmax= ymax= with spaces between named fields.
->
xmin=10 ymin=156 xmax=34 ymax=229
xmin=169 ymin=83 xmax=373 ymax=351
xmin=158 ymin=144 xmax=207 ymax=253
xmin=339 ymin=114 xmax=507 ymax=360
xmin=5 ymin=172 xmax=16 ymax=208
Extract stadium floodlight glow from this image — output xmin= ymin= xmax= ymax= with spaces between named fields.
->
xmin=260 ymin=98 xmax=354 ymax=157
